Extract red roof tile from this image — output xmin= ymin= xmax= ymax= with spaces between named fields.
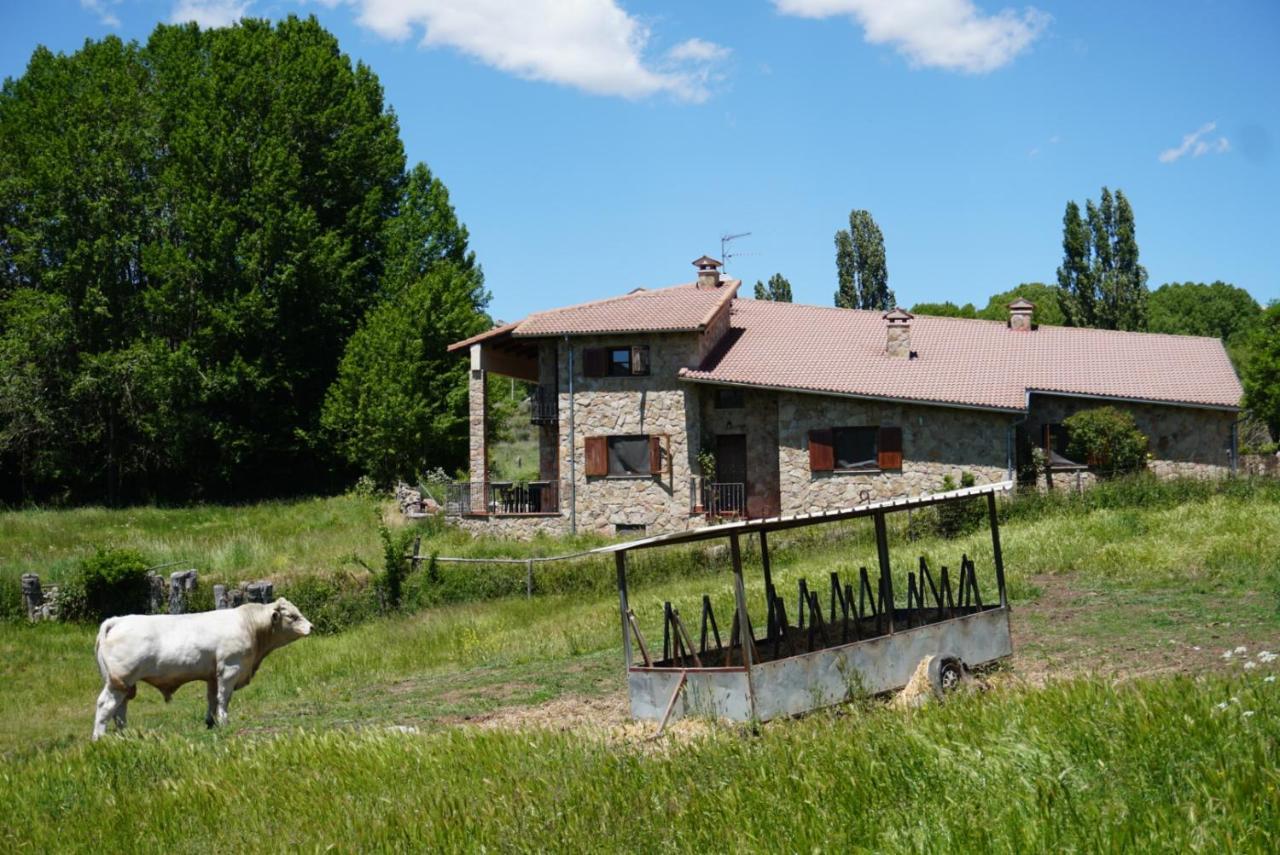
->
xmin=509 ymin=280 xmax=740 ymax=337
xmin=679 ymin=300 xmax=1242 ymax=411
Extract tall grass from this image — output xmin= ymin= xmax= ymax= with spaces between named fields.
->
xmin=1 ymin=674 xmax=1275 ymax=852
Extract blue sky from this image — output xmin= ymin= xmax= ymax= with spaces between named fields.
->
xmin=3 ymin=1 xmax=1278 ymax=322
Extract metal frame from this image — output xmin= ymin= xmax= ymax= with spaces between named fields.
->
xmin=614 ymin=481 xmax=1015 ymax=723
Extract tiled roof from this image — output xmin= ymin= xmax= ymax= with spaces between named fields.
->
xmin=511 ymin=280 xmax=740 ymax=337
xmin=679 ymin=300 xmax=1242 ymax=411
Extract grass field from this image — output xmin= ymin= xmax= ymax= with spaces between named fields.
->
xmin=1 ymin=478 xmax=1278 ymax=850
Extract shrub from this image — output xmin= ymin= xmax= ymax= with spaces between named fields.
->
xmin=1064 ymin=406 xmax=1148 ymax=474
xmin=60 ymin=548 xmax=151 ymax=623
xmin=281 ymin=573 xmax=380 ymax=635
xmin=0 ymin=576 xmax=24 ymax=622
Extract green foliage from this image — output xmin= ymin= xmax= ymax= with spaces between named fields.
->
xmin=752 ymin=273 xmax=793 ymax=302
xmin=975 ymin=282 xmax=1067 ymax=325
xmin=908 ymin=301 xmax=976 ymax=318
xmin=376 ymin=523 xmax=420 ymax=611
xmin=279 ymin=573 xmax=379 ymax=635
xmin=1063 ymin=406 xmax=1149 ymax=474
xmin=61 ymin=548 xmax=152 ymax=623
xmin=1241 ymin=302 xmax=1280 ymax=440
xmin=1056 ymin=188 xmax=1148 ymax=330
xmin=909 ymin=472 xmax=983 ymax=539
xmin=834 ymin=210 xmax=893 ymax=310
xmin=0 ymin=16 xmax=409 ymax=503
xmin=1148 ymin=281 xmax=1261 ymax=343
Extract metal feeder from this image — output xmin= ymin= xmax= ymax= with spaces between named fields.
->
xmin=602 ymin=481 xmax=1015 ymax=724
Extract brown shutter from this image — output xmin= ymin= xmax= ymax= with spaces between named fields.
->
xmin=583 ymin=347 xmax=607 ymax=377
xmin=584 ymin=436 xmax=607 ymax=476
xmin=878 ymin=426 xmax=903 ymax=470
xmin=808 ymin=429 xmax=834 ymax=472
xmin=649 ymin=435 xmax=663 ymax=476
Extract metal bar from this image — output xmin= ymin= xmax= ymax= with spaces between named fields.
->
xmin=759 ymin=530 xmax=774 ymax=593
xmin=729 ymin=533 xmax=754 ymax=673
xmin=663 ymin=601 xmax=673 ymax=662
xmin=616 ymin=551 xmax=632 ymax=668
xmin=525 ymin=558 xmax=533 ymax=599
xmin=672 ymin=609 xmax=702 ymax=668
xmin=987 ymin=492 xmax=1007 ymax=609
xmin=626 ymin=609 xmax=652 ymax=666
xmin=797 ymin=579 xmax=809 ymax=632
xmin=654 ymin=670 xmax=688 ymax=737
xmin=874 ymin=511 xmax=895 ymax=635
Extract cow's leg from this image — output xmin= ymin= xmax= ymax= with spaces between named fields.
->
xmin=214 ymin=665 xmax=242 ymax=727
xmin=92 ymin=684 xmax=126 ymax=740
xmin=205 ymin=679 xmax=218 ymax=728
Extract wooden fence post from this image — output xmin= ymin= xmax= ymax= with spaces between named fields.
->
xmin=20 ymin=574 xmax=42 ymax=622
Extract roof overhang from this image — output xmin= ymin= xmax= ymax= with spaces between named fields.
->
xmin=1026 ymin=389 xmax=1241 ymax=413
xmin=678 ymin=374 xmax=1027 ymax=415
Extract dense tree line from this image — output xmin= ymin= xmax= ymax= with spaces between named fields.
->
xmin=0 ymin=17 xmax=491 ymax=504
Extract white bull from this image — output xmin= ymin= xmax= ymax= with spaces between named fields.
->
xmin=93 ymin=598 xmax=312 ymax=739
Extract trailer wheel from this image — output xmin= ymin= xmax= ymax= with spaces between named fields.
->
xmin=937 ymin=658 xmax=964 ymax=693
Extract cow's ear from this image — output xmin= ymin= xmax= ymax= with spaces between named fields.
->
xmin=272 ymin=603 xmax=283 ymax=626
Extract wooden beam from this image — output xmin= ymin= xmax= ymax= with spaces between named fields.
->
xmin=987 ymin=492 xmax=1007 ymax=609
xmin=873 ymin=511 xmax=895 ymax=635
xmin=616 ymin=552 xmax=632 ymax=668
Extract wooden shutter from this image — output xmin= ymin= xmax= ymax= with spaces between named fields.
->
xmin=583 ymin=347 xmax=607 ymax=377
xmin=877 ymin=426 xmax=903 ymax=470
xmin=584 ymin=436 xmax=608 ymax=476
xmin=808 ymin=429 xmax=834 ymax=472
xmin=649 ymin=435 xmax=663 ymax=476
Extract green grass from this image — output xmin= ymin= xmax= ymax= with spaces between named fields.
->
xmin=2 ymin=478 xmax=1279 ymax=850
xmin=1 ymin=675 xmax=1276 ymax=852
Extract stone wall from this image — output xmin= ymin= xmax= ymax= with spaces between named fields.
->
xmin=557 ymin=331 xmax=708 ymax=535
xmin=456 ymin=514 xmax=568 ymax=539
xmin=537 ymin=340 xmax=559 ymax=482
xmin=776 ymin=392 xmax=1011 ymax=514
xmin=1027 ymin=394 xmax=1235 ymax=477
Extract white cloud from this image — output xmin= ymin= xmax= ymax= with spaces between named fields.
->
xmin=666 ymin=37 xmax=731 ymax=64
xmin=343 ymin=0 xmax=724 ymax=101
xmin=81 ymin=0 xmax=122 ymax=27
xmin=774 ymin=0 xmax=1049 ymax=73
xmin=1158 ymin=121 xmax=1231 ymax=164
xmin=170 ymin=1 xmax=251 ymax=29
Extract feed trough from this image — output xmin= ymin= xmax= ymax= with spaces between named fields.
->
xmin=600 ymin=481 xmax=1014 ymax=724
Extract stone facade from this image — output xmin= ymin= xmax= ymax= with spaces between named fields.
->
xmin=776 ymin=393 xmax=1011 ymax=514
xmin=468 ymin=363 xmax=487 ymax=488
xmin=557 ymin=331 xmax=707 ymax=535
xmin=1026 ymin=394 xmax=1235 ymax=478
xmin=700 ymin=385 xmax=781 ymax=517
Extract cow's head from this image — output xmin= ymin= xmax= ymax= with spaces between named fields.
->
xmin=271 ymin=598 xmax=313 ymax=638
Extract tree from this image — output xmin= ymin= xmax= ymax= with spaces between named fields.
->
xmin=834 ymin=210 xmax=893 ymax=310
xmin=909 ymin=301 xmax=976 ymax=318
xmin=1055 ymin=188 xmax=1148 ymax=330
xmin=322 ymin=165 xmax=492 ymax=485
xmin=1147 ymin=282 xmax=1261 ymax=344
xmin=753 ymin=273 xmax=793 ymax=302
xmin=0 ymin=16 xmax=408 ymax=503
xmin=1241 ymin=302 xmax=1280 ymax=441
xmin=976 ymin=283 xmax=1066 ymax=326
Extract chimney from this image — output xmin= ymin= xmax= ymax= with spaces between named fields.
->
xmin=883 ymin=308 xmax=913 ymax=358
xmin=1008 ymin=298 xmax=1035 ymax=332
xmin=692 ymin=255 xmax=723 ymax=290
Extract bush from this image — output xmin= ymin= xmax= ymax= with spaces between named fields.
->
xmin=60 ymin=548 xmax=151 ymax=623
xmin=1064 ymin=406 xmax=1148 ymax=474
xmin=908 ymin=473 xmax=984 ymax=539
xmin=281 ymin=573 xmax=380 ymax=635
xmin=0 ymin=576 xmax=24 ymax=622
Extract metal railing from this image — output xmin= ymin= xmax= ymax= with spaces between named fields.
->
xmin=445 ymin=480 xmax=560 ymax=516
xmin=529 ymin=385 xmax=558 ymax=424
xmin=693 ymin=479 xmax=746 ymax=518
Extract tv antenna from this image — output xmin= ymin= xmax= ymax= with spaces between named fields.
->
xmin=720 ymin=231 xmax=755 ymax=274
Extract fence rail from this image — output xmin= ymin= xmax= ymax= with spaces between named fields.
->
xmin=692 ymin=479 xmax=746 ymax=519
xmin=529 ymin=385 xmax=558 ymax=424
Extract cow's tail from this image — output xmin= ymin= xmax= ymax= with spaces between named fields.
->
xmin=95 ymin=617 xmax=121 ymax=687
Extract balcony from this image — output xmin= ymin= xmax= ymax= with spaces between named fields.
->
xmin=692 ymin=479 xmax=746 ymax=519
xmin=445 ymin=480 xmax=560 ymax=516
xmin=529 ymin=385 xmax=558 ymax=425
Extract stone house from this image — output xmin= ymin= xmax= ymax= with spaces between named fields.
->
xmin=447 ymin=257 xmax=1242 ymax=537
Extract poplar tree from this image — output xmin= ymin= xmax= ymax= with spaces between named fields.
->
xmin=834 ymin=210 xmax=893 ymax=310
xmin=753 ymin=273 xmax=793 ymax=302
xmin=1055 ymin=188 xmax=1148 ymax=330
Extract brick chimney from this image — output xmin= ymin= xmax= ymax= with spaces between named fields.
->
xmin=692 ymin=255 xmax=723 ymax=290
xmin=883 ymin=308 xmax=913 ymax=358
xmin=1008 ymin=298 xmax=1035 ymax=332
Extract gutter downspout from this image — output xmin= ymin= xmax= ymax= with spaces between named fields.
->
xmin=1007 ymin=390 xmax=1032 ymax=482
xmin=1230 ymin=418 xmax=1239 ymax=476
xmin=566 ymin=335 xmax=576 ymax=534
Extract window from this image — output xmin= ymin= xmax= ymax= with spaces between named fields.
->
xmin=586 ymin=345 xmax=650 ymax=377
xmin=834 ymin=426 xmax=879 ymax=470
xmin=809 ymin=426 xmax=903 ymax=472
xmin=607 ymin=435 xmax=650 ymax=475
xmin=714 ymin=387 xmax=744 ymax=409
xmin=615 ymin=523 xmax=646 ymax=535
xmin=584 ymin=434 xmax=667 ymax=477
